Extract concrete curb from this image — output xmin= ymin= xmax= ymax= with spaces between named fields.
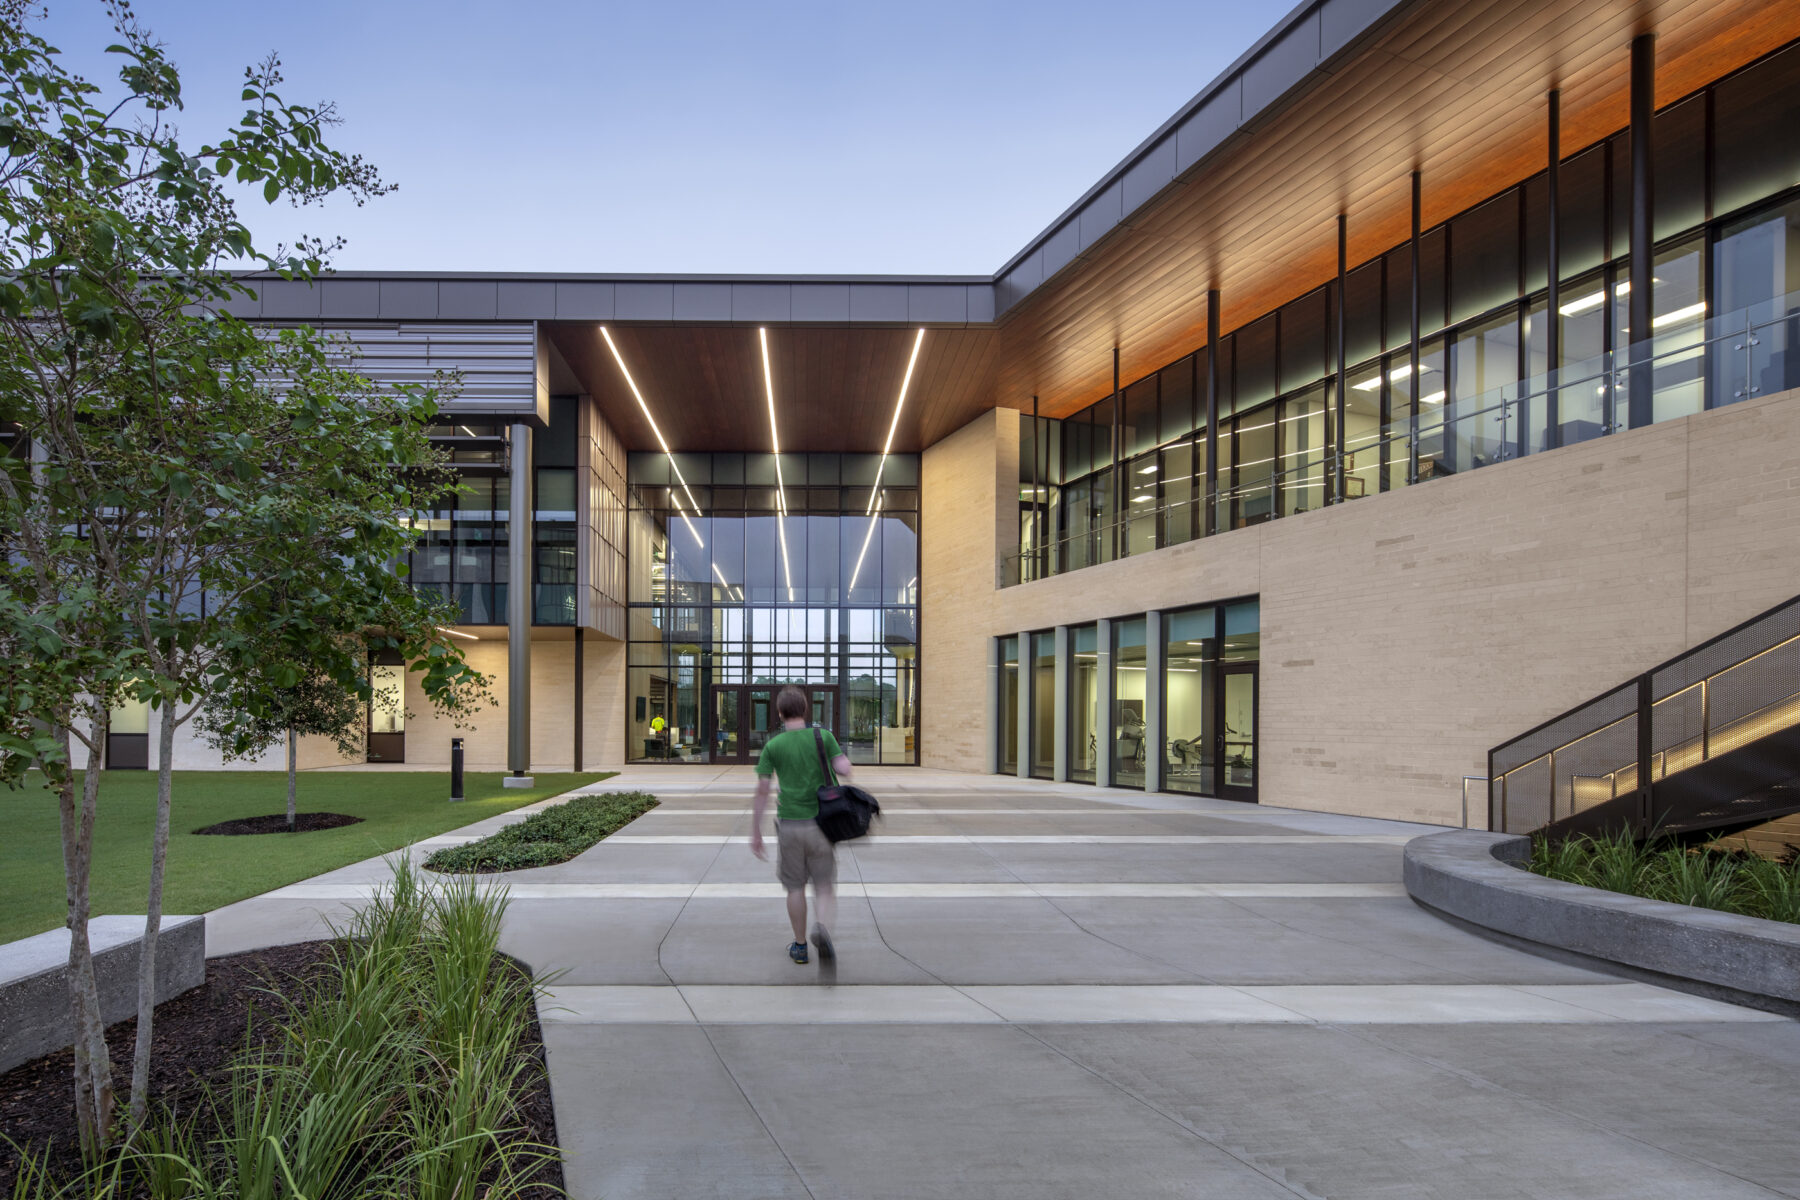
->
xmin=0 ymin=916 xmax=207 ymax=1074
xmin=1403 ymin=830 xmax=1800 ymax=1015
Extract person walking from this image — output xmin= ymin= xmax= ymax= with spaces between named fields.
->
xmin=750 ymin=685 xmax=855 ymax=965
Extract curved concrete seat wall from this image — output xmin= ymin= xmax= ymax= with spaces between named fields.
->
xmin=1404 ymin=830 xmax=1800 ymax=1015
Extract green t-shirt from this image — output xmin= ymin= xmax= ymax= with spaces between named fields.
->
xmin=756 ymin=725 xmax=842 ymax=820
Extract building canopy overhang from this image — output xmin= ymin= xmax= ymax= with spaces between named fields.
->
xmin=231 ymin=0 xmax=1800 ymax=454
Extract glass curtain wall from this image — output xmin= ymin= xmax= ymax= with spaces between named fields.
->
xmin=626 ymin=451 xmax=920 ymax=764
xmin=1163 ymin=608 xmax=1216 ymax=795
xmin=1069 ymin=625 xmax=1100 ymax=783
xmin=1030 ymin=631 xmax=1055 ymax=779
xmin=1009 ymin=39 xmax=1800 ymax=584
xmin=1112 ymin=617 xmax=1148 ymax=789
xmin=995 ymin=600 xmax=1261 ymax=797
xmin=999 ymin=636 xmax=1019 ymax=774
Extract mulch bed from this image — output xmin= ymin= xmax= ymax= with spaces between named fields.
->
xmin=0 ymin=942 xmax=563 ymax=1196
xmin=191 ymin=812 xmax=364 ymax=835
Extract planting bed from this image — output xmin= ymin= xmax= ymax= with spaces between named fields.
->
xmin=192 ymin=812 xmax=364 ymax=835
xmin=0 ymin=940 xmax=561 ymax=1194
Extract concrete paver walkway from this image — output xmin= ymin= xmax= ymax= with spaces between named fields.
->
xmin=208 ymin=768 xmax=1800 ymax=1199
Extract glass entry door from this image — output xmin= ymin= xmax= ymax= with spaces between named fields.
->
xmin=711 ymin=685 xmax=838 ymax=764
xmin=1217 ymin=664 xmax=1258 ymax=801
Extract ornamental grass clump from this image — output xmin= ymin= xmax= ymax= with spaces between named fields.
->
xmin=1528 ymin=828 xmax=1800 ymax=925
xmin=425 ymin=791 xmax=658 ymax=873
xmin=7 ymin=858 xmax=558 ymax=1198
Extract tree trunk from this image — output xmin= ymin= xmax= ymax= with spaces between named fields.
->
xmin=127 ymin=699 xmax=177 ymax=1129
xmin=59 ymin=717 xmax=113 ymax=1157
xmin=287 ymin=725 xmax=298 ymax=832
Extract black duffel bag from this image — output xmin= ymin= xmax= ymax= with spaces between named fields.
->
xmin=812 ymin=726 xmax=881 ymax=843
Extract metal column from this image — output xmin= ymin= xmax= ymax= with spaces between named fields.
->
xmin=1546 ymin=88 xmax=1562 ymax=448
xmin=1095 ymin=618 xmax=1114 ymax=787
xmin=505 ymin=422 xmax=533 ymax=784
xmin=1052 ymin=626 xmax=1071 ymax=783
xmin=1204 ymin=290 xmax=1221 ymax=535
xmin=1334 ymin=213 xmax=1348 ymax=503
xmin=1628 ymin=32 xmax=1656 ymax=429
xmin=1144 ymin=611 xmax=1165 ymax=793
xmin=1408 ymin=171 xmax=1422 ymax=483
xmin=573 ymin=627 xmax=583 ymax=772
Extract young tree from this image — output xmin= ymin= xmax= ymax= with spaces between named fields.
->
xmin=197 ymin=643 xmax=371 ymax=832
xmin=0 ymin=1 xmax=489 ymax=1147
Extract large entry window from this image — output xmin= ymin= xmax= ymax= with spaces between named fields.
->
xmin=1163 ymin=609 xmax=1216 ymax=795
xmin=710 ymin=685 xmax=838 ymax=764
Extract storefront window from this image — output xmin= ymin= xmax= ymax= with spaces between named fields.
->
xmin=999 ymin=636 xmax=1019 ymax=775
xmin=1069 ymin=624 xmax=1100 ymax=783
xmin=1163 ymin=607 xmax=1215 ymax=795
xmin=1112 ymin=618 xmax=1147 ymax=789
xmin=1031 ymin=631 xmax=1055 ymax=779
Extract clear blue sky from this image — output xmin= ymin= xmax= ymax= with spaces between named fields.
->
xmin=38 ymin=1 xmax=1275 ymax=274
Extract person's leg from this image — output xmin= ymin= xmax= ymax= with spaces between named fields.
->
xmin=809 ymin=834 xmax=838 ymax=962
xmin=786 ymin=888 xmax=808 ymax=943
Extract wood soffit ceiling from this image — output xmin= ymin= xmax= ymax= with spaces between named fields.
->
xmin=551 ymin=0 xmax=1798 ymax=450
xmin=547 ymin=322 xmax=998 ymax=455
xmin=999 ymin=0 xmax=1800 ymax=419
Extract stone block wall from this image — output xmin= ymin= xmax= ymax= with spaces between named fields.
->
xmin=920 ymin=388 xmax=1800 ymax=826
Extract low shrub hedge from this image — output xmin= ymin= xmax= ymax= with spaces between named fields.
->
xmin=1529 ymin=830 xmax=1800 ymax=923
xmin=425 ymin=791 xmax=658 ymax=873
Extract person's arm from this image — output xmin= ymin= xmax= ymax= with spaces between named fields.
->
xmin=750 ymin=772 xmax=773 ymax=860
xmin=829 ymin=733 xmax=853 ymax=783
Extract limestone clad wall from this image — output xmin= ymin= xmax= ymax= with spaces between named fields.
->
xmin=921 ymin=407 xmax=1019 ymax=773
xmin=920 ymin=387 xmax=1800 ymax=826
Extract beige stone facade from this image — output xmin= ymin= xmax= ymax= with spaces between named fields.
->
xmin=920 ymin=387 xmax=1800 ymax=827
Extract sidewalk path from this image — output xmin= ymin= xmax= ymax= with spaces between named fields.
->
xmin=207 ymin=768 xmax=1800 ymax=1200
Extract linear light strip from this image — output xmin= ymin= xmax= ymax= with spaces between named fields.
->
xmin=866 ymin=328 xmax=926 ymax=516
xmin=759 ymin=328 xmax=796 ymax=601
xmin=849 ymin=328 xmax=925 ymax=595
xmin=600 ymin=326 xmax=705 ymax=545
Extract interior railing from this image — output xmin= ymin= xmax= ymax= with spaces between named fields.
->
xmin=1489 ymin=593 xmax=1800 ymax=837
xmin=1002 ymin=290 xmax=1800 ymax=588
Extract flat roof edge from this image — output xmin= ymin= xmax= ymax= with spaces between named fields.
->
xmin=990 ymin=0 xmax=1419 ymax=312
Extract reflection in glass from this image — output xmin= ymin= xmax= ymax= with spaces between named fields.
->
xmin=1070 ymin=625 xmax=1099 ymax=784
xmin=1163 ymin=608 xmax=1214 ymax=796
xmin=1112 ymin=619 xmax=1147 ymax=789
xmin=1000 ymin=635 xmax=1019 ymax=775
xmin=1031 ymin=632 xmax=1055 ymax=779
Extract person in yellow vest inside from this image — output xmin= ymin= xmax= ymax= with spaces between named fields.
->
xmin=650 ymin=712 xmax=667 ymax=758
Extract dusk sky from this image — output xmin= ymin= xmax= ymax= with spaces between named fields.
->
xmin=38 ymin=1 xmax=1275 ymax=274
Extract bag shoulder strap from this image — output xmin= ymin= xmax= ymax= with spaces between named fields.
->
xmin=811 ymin=725 xmax=839 ymax=787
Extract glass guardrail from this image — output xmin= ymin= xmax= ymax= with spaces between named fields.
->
xmin=1001 ymin=292 xmax=1800 ymax=587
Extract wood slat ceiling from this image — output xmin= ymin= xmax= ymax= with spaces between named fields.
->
xmin=549 ymin=0 xmax=1795 ymax=451
xmin=997 ymin=0 xmax=1800 ymax=418
xmin=546 ymin=323 xmax=998 ymax=454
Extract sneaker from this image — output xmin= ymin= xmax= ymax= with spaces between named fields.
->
xmin=788 ymin=941 xmax=809 ymax=965
xmin=811 ymin=924 xmax=835 ymax=965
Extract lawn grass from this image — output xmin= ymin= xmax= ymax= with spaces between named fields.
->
xmin=0 ymin=770 xmax=613 ymax=943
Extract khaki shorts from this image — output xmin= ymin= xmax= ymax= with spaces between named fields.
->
xmin=776 ymin=819 xmax=837 ymax=892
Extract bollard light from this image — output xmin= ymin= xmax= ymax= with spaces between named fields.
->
xmin=450 ymin=736 xmax=465 ymax=802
